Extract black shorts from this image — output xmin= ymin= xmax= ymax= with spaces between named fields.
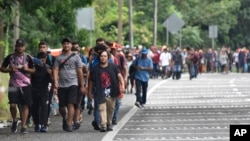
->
xmin=8 ymin=85 xmax=32 ymax=106
xmin=58 ymin=85 xmax=78 ymax=108
xmin=74 ymin=86 xmax=84 ymax=109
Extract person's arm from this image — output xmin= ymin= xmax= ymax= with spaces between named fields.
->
xmin=77 ymin=66 xmax=86 ymax=95
xmin=118 ymin=73 xmax=124 ymax=93
xmin=0 ymin=55 xmax=17 ymax=73
xmin=87 ymin=72 xmax=93 ymax=100
xmin=52 ymin=66 xmax=59 ymax=95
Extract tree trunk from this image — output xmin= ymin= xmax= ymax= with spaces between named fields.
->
xmin=153 ymin=0 xmax=158 ymax=46
xmin=128 ymin=0 xmax=133 ymax=49
xmin=117 ymin=0 xmax=123 ymax=44
xmin=14 ymin=0 xmax=20 ymax=49
xmin=0 ymin=20 xmax=4 ymax=61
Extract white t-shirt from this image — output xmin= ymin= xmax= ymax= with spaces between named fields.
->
xmin=160 ymin=52 xmax=172 ymax=66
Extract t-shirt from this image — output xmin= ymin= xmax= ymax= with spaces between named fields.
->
xmin=160 ymin=52 xmax=172 ymax=66
xmin=53 ymin=53 xmax=83 ymax=88
xmin=134 ymin=57 xmax=153 ymax=82
xmin=90 ymin=63 xmax=120 ymax=104
xmin=1 ymin=53 xmax=34 ymax=87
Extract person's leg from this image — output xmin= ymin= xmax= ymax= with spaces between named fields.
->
xmin=31 ymin=93 xmax=40 ymax=131
xmin=8 ymin=86 xmax=20 ymax=133
xmin=57 ymin=87 xmax=68 ymax=131
xmin=112 ymin=98 xmax=121 ymax=125
xmin=20 ymin=85 xmax=33 ymax=133
xmin=106 ymin=97 xmax=116 ymax=131
xmin=141 ymin=81 xmax=148 ymax=105
xmin=135 ymin=79 xmax=142 ymax=106
xmin=98 ymin=102 xmax=107 ymax=132
xmin=65 ymin=85 xmax=78 ymax=132
xmin=21 ymin=105 xmax=29 ymax=128
xmin=40 ymin=91 xmax=49 ymax=132
xmin=92 ymin=94 xmax=101 ymax=130
xmin=73 ymin=87 xmax=82 ymax=130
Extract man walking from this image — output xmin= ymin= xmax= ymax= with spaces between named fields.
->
xmin=133 ymin=48 xmax=153 ymax=108
xmin=88 ymin=50 xmax=124 ymax=132
xmin=0 ymin=39 xmax=35 ymax=134
xmin=53 ymin=37 xmax=85 ymax=132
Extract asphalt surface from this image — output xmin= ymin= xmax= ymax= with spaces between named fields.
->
xmin=0 ymin=73 xmax=250 ymax=141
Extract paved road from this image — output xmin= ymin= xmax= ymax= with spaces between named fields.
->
xmin=107 ymin=73 xmax=250 ymax=141
xmin=1 ymin=73 xmax=250 ymax=141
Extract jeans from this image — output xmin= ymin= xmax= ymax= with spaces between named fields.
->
xmin=112 ymin=98 xmax=121 ymax=121
xmin=135 ymin=79 xmax=148 ymax=105
xmin=93 ymin=94 xmax=100 ymax=124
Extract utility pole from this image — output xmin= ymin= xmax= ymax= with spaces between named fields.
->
xmin=117 ymin=0 xmax=123 ymax=44
xmin=14 ymin=0 xmax=20 ymax=49
xmin=153 ymin=0 xmax=158 ymax=46
xmin=128 ymin=0 xmax=133 ymax=49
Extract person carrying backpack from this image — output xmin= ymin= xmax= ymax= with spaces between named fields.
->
xmin=0 ymin=39 xmax=35 ymax=134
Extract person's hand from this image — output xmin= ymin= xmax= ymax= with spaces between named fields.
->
xmin=10 ymin=66 xmax=18 ymax=72
xmin=22 ymin=64 xmax=29 ymax=71
xmin=80 ymin=85 xmax=86 ymax=95
xmin=53 ymin=88 xmax=58 ymax=95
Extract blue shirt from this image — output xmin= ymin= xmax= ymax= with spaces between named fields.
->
xmin=134 ymin=57 xmax=153 ymax=82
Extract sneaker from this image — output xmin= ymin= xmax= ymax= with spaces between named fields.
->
xmin=21 ymin=127 xmax=28 ymax=134
xmin=62 ymin=119 xmax=67 ymax=131
xmin=27 ymin=118 xmax=33 ymax=128
xmin=40 ymin=125 xmax=48 ymax=132
xmin=107 ymin=125 xmax=113 ymax=131
xmin=47 ymin=118 xmax=51 ymax=125
xmin=34 ymin=124 xmax=41 ymax=132
xmin=88 ymin=107 xmax=93 ymax=115
xmin=100 ymin=127 xmax=106 ymax=132
xmin=72 ymin=122 xmax=81 ymax=130
xmin=11 ymin=120 xmax=19 ymax=133
xmin=65 ymin=124 xmax=72 ymax=132
xmin=112 ymin=120 xmax=117 ymax=125
xmin=92 ymin=121 xmax=100 ymax=130
xmin=135 ymin=102 xmax=141 ymax=108
xmin=140 ymin=104 xmax=145 ymax=108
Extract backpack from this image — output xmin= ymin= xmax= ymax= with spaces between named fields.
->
xmin=129 ymin=58 xmax=139 ymax=76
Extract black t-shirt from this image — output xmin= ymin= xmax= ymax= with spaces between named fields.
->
xmin=90 ymin=63 xmax=120 ymax=104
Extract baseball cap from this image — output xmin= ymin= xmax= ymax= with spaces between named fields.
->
xmin=15 ymin=38 xmax=25 ymax=46
xmin=141 ymin=48 xmax=148 ymax=54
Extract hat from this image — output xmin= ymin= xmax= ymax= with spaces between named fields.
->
xmin=162 ymin=45 xmax=167 ymax=50
xmin=15 ymin=38 xmax=25 ymax=46
xmin=61 ymin=37 xmax=72 ymax=44
xmin=37 ymin=52 xmax=47 ymax=59
xmin=141 ymin=48 xmax=148 ymax=54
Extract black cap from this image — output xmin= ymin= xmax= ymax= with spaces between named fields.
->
xmin=37 ymin=52 xmax=47 ymax=59
xmin=15 ymin=38 xmax=25 ymax=46
xmin=61 ymin=37 xmax=72 ymax=44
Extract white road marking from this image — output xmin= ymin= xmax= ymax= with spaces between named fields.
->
xmin=101 ymin=80 xmax=168 ymax=141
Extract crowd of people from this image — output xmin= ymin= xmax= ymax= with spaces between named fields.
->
xmin=0 ymin=37 xmax=154 ymax=134
xmin=1 ymin=36 xmax=248 ymax=134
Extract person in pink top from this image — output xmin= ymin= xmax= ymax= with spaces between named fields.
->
xmin=0 ymin=39 xmax=35 ymax=134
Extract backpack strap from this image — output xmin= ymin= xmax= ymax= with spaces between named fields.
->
xmin=59 ymin=53 xmax=76 ymax=70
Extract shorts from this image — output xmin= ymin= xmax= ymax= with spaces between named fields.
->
xmin=74 ymin=86 xmax=84 ymax=109
xmin=8 ymin=85 xmax=32 ymax=106
xmin=58 ymin=85 xmax=78 ymax=108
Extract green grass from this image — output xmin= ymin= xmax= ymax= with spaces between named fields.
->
xmin=0 ymin=73 xmax=10 ymax=120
